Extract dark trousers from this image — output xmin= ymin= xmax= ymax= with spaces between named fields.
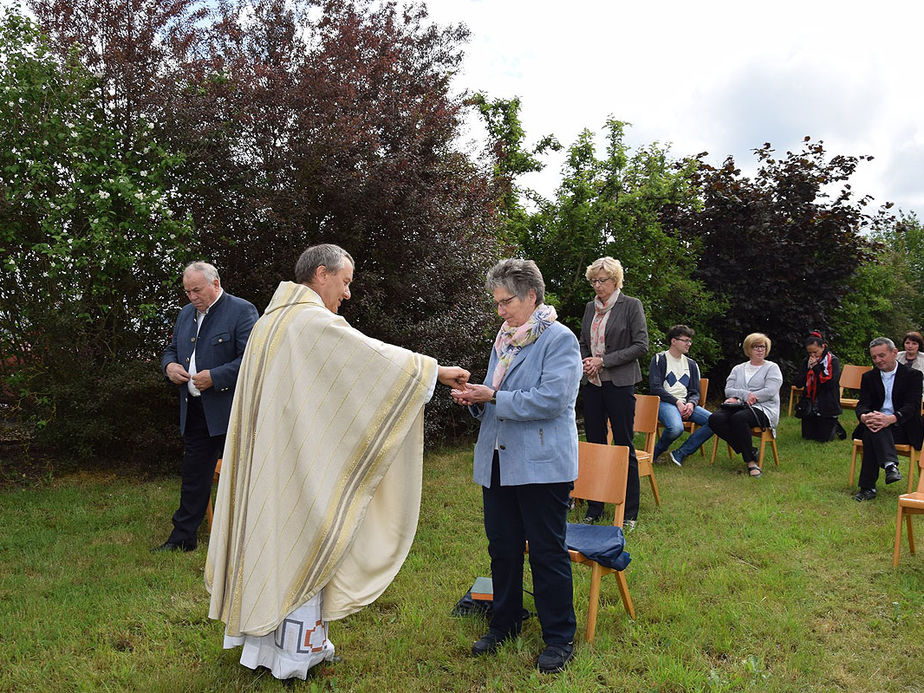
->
xmin=169 ymin=397 xmax=224 ymax=545
xmin=708 ymin=406 xmax=770 ymax=463
xmin=857 ymin=423 xmax=908 ymax=490
xmin=482 ymin=453 xmax=576 ymax=646
xmin=583 ymin=382 xmax=639 ymax=521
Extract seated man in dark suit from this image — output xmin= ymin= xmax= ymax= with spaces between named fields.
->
xmin=853 ymin=337 xmax=924 ymax=502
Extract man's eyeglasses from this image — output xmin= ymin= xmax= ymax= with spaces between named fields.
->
xmin=494 ymin=295 xmax=518 ymax=309
xmin=589 ymin=278 xmax=612 ymax=286
xmin=673 ymin=338 xmax=692 ymax=344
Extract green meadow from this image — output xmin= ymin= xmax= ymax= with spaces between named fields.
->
xmin=2 ymin=413 xmax=923 ymax=692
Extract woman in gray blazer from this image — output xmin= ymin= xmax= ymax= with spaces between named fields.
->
xmin=579 ymin=256 xmax=649 ymax=527
xmin=452 ymin=258 xmax=582 ymax=674
xmin=707 ymin=332 xmax=783 ymax=478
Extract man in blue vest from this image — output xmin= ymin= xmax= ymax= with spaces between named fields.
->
xmin=154 ymin=262 xmax=259 ymax=551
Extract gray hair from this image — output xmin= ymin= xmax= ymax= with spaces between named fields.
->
xmin=869 ymin=337 xmax=896 ymax=350
xmin=295 ymin=244 xmax=354 ymax=284
xmin=183 ymin=261 xmax=219 ymax=283
xmin=485 ymin=258 xmax=545 ymax=305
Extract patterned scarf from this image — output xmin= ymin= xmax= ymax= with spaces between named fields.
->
xmin=805 ymin=350 xmax=834 ymax=401
xmin=492 ymin=304 xmax=558 ymax=389
xmin=588 ymin=290 xmax=619 ymax=386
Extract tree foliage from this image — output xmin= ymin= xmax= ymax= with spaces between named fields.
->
xmin=0 ymin=8 xmax=190 ymax=461
xmin=517 ymin=120 xmax=722 ymax=366
xmin=665 ymin=138 xmax=883 ymax=380
xmin=4 ymin=0 xmax=502 ymax=461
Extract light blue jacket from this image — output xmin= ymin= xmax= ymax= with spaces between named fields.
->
xmin=470 ymin=321 xmax=582 ymax=487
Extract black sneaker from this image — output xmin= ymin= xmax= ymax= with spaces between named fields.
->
xmin=583 ymin=513 xmax=602 ymax=524
xmin=472 ymin=629 xmax=517 ymax=656
xmin=536 ymin=642 xmax=575 ymax=674
xmin=853 ymin=488 xmax=877 ymax=502
xmin=885 ymin=464 xmax=902 ymax=485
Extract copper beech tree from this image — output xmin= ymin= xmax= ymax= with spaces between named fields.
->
xmin=9 ymin=0 xmax=501 ymax=462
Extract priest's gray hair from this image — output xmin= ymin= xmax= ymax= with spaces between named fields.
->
xmin=295 ymin=244 xmax=355 ymax=284
xmin=183 ymin=261 xmax=219 ymax=283
xmin=486 ymin=258 xmax=545 ymax=305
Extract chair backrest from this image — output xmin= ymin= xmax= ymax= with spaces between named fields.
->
xmin=573 ymin=442 xmax=629 ymax=526
xmin=840 ymin=364 xmax=871 ymax=391
xmin=633 ymin=393 xmax=660 ymax=456
xmin=699 ymin=378 xmax=709 ymax=405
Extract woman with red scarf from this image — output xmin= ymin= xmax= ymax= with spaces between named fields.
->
xmin=796 ymin=332 xmax=846 ymax=441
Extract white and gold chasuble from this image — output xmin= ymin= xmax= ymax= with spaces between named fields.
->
xmin=206 ymin=281 xmax=437 ymax=636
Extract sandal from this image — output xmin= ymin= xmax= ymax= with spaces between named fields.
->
xmin=747 ymin=463 xmax=762 ymax=477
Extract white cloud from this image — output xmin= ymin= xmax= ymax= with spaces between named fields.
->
xmin=425 ymin=0 xmax=924 ymax=217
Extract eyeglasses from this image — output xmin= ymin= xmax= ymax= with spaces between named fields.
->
xmin=751 ymin=344 xmax=767 ymax=350
xmin=674 ymin=338 xmax=692 ymax=344
xmin=494 ymin=295 xmax=518 ymax=310
xmin=589 ymin=278 xmax=612 ymax=286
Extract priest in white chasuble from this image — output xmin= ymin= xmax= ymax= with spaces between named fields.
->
xmin=205 ymin=243 xmax=469 ymax=680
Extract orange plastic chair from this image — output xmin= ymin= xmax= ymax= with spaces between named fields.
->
xmin=205 ymin=458 xmax=222 ymax=530
xmin=632 ymin=394 xmax=662 ymax=506
xmin=570 ymin=442 xmax=636 ymax=641
xmin=839 ymin=364 xmax=871 ymax=410
xmin=894 ymin=452 xmax=924 ymax=565
xmin=656 ymin=378 xmax=710 ymax=457
xmin=849 ymin=439 xmax=919 ymax=494
xmin=710 ymin=427 xmax=780 ymax=469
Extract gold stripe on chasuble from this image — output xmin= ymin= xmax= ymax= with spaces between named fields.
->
xmin=287 ymin=353 xmax=433 ymax=609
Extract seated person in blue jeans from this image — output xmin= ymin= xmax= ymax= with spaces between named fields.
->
xmin=649 ymin=324 xmax=714 ymax=466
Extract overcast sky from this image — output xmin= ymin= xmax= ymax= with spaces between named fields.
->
xmin=424 ymin=0 xmax=924 ymax=219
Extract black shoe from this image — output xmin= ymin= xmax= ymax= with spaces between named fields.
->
xmin=885 ymin=464 xmax=902 ymax=485
xmin=583 ymin=513 xmax=602 ymax=524
xmin=536 ymin=642 xmax=575 ymax=674
xmin=472 ymin=629 xmax=517 ymax=656
xmin=853 ymin=488 xmax=877 ymax=502
xmin=151 ymin=539 xmax=196 ymax=553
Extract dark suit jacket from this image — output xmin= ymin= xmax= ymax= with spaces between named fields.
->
xmin=161 ymin=291 xmax=259 ymax=436
xmin=579 ymin=293 xmax=649 ymax=387
xmin=853 ymin=362 xmax=924 ymax=449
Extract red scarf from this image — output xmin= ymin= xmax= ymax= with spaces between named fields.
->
xmin=805 ymin=351 xmax=833 ymax=401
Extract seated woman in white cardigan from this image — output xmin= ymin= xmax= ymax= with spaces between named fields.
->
xmin=707 ymin=333 xmax=783 ymax=478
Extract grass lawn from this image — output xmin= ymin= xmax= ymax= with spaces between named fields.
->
xmin=2 ymin=412 xmax=924 ymax=691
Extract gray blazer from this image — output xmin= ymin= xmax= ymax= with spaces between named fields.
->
xmin=724 ymin=360 xmax=783 ymax=430
xmin=579 ymin=293 xmax=649 ymax=386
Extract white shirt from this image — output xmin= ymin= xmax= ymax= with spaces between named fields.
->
xmin=880 ymin=365 xmax=897 ymax=416
xmin=188 ymin=289 xmax=224 ymax=397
